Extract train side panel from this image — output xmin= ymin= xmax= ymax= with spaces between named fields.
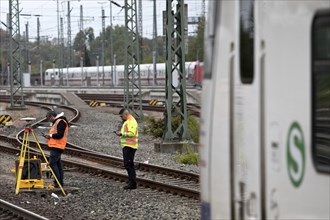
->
xmin=43 ymin=62 xmax=196 ymax=86
xmin=200 ymin=0 xmax=330 ymax=219
xmin=200 ymin=1 xmax=236 ymax=219
xmin=261 ymin=2 xmax=330 ymax=219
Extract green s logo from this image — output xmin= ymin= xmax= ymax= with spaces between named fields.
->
xmin=287 ymin=122 xmax=305 ymax=188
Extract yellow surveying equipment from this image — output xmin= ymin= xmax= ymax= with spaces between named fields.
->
xmin=15 ymin=117 xmax=66 ymax=196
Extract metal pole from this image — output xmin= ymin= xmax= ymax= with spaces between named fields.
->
xmin=36 ymin=16 xmax=40 ymax=46
xmin=66 ymin=63 xmax=69 ymax=86
xmin=52 ymin=59 xmax=55 ymax=86
xmin=57 ymin=0 xmax=60 ymax=85
xmin=101 ymin=7 xmax=105 ymax=85
xmin=60 ymin=16 xmax=64 ymax=86
xmin=124 ymin=0 xmax=143 ymax=119
xmin=80 ymin=56 xmax=83 ymax=86
xmin=0 ymin=2 xmax=2 ymax=86
xmin=153 ymin=0 xmax=157 ymax=85
xmin=28 ymin=61 xmax=31 ymax=74
xmin=28 ymin=61 xmax=31 ymax=87
xmin=109 ymin=0 xmax=114 ymax=86
xmin=39 ymin=60 xmax=43 ymax=86
xmin=25 ymin=22 xmax=29 ymax=73
xmin=67 ymin=1 xmax=72 ymax=67
xmin=96 ymin=55 xmax=99 ymax=86
xmin=114 ymin=54 xmax=117 ymax=86
xmin=7 ymin=63 xmax=10 ymax=86
xmin=163 ymin=0 xmax=190 ymax=141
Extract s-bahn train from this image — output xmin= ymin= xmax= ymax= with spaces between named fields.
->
xmin=44 ymin=61 xmax=203 ymax=86
xmin=200 ymin=1 xmax=329 ymax=220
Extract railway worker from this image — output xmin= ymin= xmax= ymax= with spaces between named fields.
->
xmin=115 ymin=108 xmax=139 ymax=190
xmin=43 ymin=111 xmax=69 ymax=189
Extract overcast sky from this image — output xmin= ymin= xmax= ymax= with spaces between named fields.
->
xmin=0 ymin=0 xmax=206 ymax=41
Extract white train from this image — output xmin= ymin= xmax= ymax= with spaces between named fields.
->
xmin=44 ymin=62 xmax=198 ymax=86
xmin=200 ymin=1 xmax=329 ymax=220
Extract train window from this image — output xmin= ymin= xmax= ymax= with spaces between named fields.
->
xmin=312 ymin=10 xmax=330 ymax=173
xmin=204 ymin=0 xmax=219 ymax=79
xmin=239 ymin=0 xmax=254 ymax=84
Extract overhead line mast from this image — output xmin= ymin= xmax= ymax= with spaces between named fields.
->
xmin=8 ymin=0 xmax=24 ymax=109
xmin=124 ymin=0 xmax=143 ymax=120
xmin=163 ymin=0 xmax=191 ymax=142
xmin=152 ymin=0 xmax=157 ymax=86
xmin=67 ymin=1 xmax=72 ymax=67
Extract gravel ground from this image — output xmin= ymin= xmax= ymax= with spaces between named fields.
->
xmin=69 ymin=107 xmax=199 ymax=174
xmin=0 ymin=105 xmax=200 ymax=219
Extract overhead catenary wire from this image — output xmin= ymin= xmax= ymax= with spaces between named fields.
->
xmin=0 ymin=0 xmax=206 ymax=40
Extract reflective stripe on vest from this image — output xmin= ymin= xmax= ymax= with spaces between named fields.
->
xmin=48 ymin=119 xmax=68 ymax=150
xmin=120 ymin=115 xmax=138 ymax=149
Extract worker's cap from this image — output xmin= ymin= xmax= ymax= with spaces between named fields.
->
xmin=119 ymin=108 xmax=129 ymax=115
xmin=46 ymin=111 xmax=57 ymax=118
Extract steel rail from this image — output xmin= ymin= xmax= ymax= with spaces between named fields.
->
xmin=0 ymin=199 xmax=48 ymax=220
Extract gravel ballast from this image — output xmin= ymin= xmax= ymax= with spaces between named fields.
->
xmin=0 ymin=106 xmax=200 ymax=219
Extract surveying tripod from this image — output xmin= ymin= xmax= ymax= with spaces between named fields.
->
xmin=15 ymin=118 xmax=66 ymax=196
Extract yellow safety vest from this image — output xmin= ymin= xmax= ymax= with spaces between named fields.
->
xmin=120 ymin=115 xmax=138 ymax=149
xmin=48 ymin=119 xmax=68 ymax=150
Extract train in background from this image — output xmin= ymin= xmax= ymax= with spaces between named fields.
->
xmin=200 ymin=0 xmax=329 ymax=220
xmin=192 ymin=61 xmax=203 ymax=88
xmin=44 ymin=61 xmax=203 ymax=87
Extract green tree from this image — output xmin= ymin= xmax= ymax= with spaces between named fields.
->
xmin=73 ymin=31 xmax=85 ymax=53
xmin=85 ymin=27 xmax=95 ymax=45
xmin=186 ymin=17 xmax=205 ymax=62
xmin=73 ymin=28 xmax=94 ymax=66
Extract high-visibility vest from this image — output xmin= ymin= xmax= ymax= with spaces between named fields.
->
xmin=48 ymin=119 xmax=68 ymax=150
xmin=120 ymin=115 xmax=138 ymax=149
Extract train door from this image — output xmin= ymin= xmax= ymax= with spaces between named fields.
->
xmin=201 ymin=0 xmax=262 ymax=219
xmin=50 ymin=72 xmax=55 ymax=86
xmin=200 ymin=0 xmax=233 ymax=219
xmin=230 ymin=0 xmax=263 ymax=219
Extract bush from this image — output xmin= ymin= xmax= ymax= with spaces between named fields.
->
xmin=142 ymin=116 xmax=164 ymax=138
xmin=177 ymin=152 xmax=199 ymax=165
xmin=172 ymin=115 xmax=200 ymax=143
xmin=142 ymin=115 xmax=200 ymax=143
xmin=175 ymin=143 xmax=199 ymax=165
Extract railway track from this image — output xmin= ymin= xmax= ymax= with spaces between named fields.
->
xmin=0 ymin=137 xmax=199 ymax=200
xmin=0 ymin=102 xmax=200 ymax=200
xmin=76 ymin=93 xmax=200 ymax=117
xmin=0 ymin=199 xmax=48 ymax=220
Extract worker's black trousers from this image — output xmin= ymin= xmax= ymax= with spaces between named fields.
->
xmin=49 ymin=148 xmax=64 ymax=187
xmin=122 ymin=146 xmax=137 ymax=187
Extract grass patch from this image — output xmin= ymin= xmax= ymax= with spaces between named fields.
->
xmin=175 ymin=143 xmax=199 ymax=165
xmin=142 ymin=115 xmax=200 ymax=143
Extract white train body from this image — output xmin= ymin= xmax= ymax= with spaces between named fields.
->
xmin=44 ymin=62 xmax=197 ymax=86
xmin=200 ymin=1 xmax=329 ymax=219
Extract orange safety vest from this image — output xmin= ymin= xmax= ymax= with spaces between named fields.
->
xmin=120 ymin=114 xmax=138 ymax=149
xmin=48 ymin=118 xmax=68 ymax=150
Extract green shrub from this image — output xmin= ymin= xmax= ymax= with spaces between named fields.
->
xmin=175 ymin=143 xmax=199 ymax=165
xmin=142 ymin=115 xmax=200 ymax=143
xmin=172 ymin=115 xmax=200 ymax=143
xmin=142 ymin=116 xmax=164 ymax=138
